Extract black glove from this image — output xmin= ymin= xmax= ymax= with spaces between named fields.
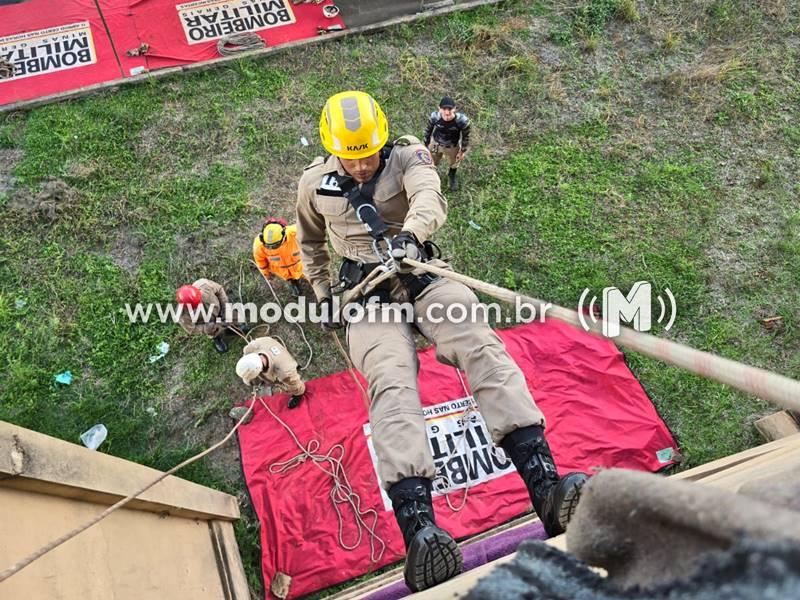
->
xmin=319 ymin=297 xmax=341 ymax=331
xmin=390 ymin=231 xmax=421 ymax=272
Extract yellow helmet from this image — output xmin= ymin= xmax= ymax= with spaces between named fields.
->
xmin=320 ymin=91 xmax=389 ymax=159
xmin=260 ymin=219 xmax=286 ymax=249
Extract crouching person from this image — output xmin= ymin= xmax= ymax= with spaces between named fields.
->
xmin=235 ymin=336 xmax=306 ymax=408
xmin=176 ymin=278 xmax=234 ymax=353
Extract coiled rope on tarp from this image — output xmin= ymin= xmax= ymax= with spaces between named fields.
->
xmin=217 ymin=33 xmax=266 ymax=56
xmin=262 ymin=398 xmax=387 ymax=563
xmin=0 ymin=58 xmax=14 ymax=80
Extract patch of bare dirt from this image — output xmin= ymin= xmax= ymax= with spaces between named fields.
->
xmin=6 ymin=178 xmax=78 ymax=222
xmin=108 ymin=228 xmax=145 ymax=275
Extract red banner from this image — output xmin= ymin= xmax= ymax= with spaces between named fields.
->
xmin=238 ymin=321 xmax=678 ymax=598
xmin=100 ymin=0 xmax=345 ymax=74
xmin=0 ymin=0 xmax=123 ymax=105
xmin=1 ymin=0 xmax=344 ymax=105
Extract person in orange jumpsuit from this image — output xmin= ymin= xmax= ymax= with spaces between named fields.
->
xmin=252 ymin=217 xmax=306 ymax=297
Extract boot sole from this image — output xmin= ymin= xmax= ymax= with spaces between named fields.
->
xmin=557 ymin=474 xmax=588 ymax=531
xmin=404 ymin=526 xmax=464 ymax=592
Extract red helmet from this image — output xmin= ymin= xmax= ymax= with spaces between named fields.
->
xmin=176 ymin=285 xmax=202 ymax=307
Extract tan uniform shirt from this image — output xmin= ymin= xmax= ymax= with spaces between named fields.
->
xmin=295 ymin=135 xmax=447 ymax=301
xmin=178 ymin=278 xmax=228 ymax=337
xmin=242 ymin=336 xmax=299 ymax=385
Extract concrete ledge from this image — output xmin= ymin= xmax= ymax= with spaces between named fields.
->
xmin=0 ymin=421 xmax=240 ymax=521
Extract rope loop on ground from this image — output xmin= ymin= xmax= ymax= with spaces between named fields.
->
xmin=217 ymin=32 xmax=266 ymax=56
xmin=261 ymin=398 xmax=387 ymax=562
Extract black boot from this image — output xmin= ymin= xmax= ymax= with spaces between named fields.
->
xmin=448 ymin=168 xmax=459 ymax=192
xmin=288 ymin=279 xmax=303 ymax=298
xmin=211 ymin=334 xmax=228 ymax=353
xmin=388 ymin=477 xmax=463 ymax=592
xmin=500 ymin=425 xmax=587 ymax=537
xmin=287 ymin=394 xmax=303 ymax=409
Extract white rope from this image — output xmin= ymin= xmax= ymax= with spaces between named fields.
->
xmin=216 ymin=32 xmax=265 ymax=56
xmin=436 ymin=368 xmax=474 ymax=512
xmin=251 ymin=260 xmax=313 ymax=371
xmin=0 ymin=394 xmax=258 ymax=583
xmin=259 ymin=398 xmax=386 ymax=563
xmin=404 ymin=258 xmax=800 ymax=413
xmin=436 ymin=369 xmax=505 ymax=513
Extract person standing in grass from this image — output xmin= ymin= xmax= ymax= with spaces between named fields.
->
xmin=252 ymin=217 xmax=307 ymax=298
xmin=423 ymin=96 xmax=471 ymax=192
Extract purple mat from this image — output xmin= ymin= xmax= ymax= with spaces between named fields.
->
xmin=363 ymin=521 xmax=547 ymax=600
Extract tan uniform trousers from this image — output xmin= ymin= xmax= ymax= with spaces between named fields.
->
xmin=267 ymin=371 xmax=306 ymax=396
xmin=347 ymin=275 xmax=544 ymax=490
xmin=428 ymin=141 xmax=463 ymax=169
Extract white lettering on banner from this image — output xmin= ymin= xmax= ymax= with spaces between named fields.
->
xmin=177 ymin=0 xmax=296 ymax=45
xmin=364 ymin=397 xmax=515 ymax=510
xmin=0 ymin=22 xmax=96 ymax=83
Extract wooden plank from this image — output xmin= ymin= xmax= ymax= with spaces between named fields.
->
xmin=210 ymin=520 xmax=251 ymax=600
xmin=0 ymin=421 xmax=240 ymax=521
xmin=363 ymin=434 xmax=800 ymax=599
xmin=680 ymin=451 xmax=800 ymax=493
xmin=0 ymin=0 xmax=502 ymax=113
xmin=671 ymin=433 xmax=800 ymax=482
xmin=754 ymin=411 xmax=800 ymax=441
xmin=0 ymin=487 xmax=229 ymax=599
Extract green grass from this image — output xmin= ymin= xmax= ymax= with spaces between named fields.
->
xmin=2 ymin=0 xmax=800 ymax=596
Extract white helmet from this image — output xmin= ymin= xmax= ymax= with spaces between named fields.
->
xmin=236 ymin=353 xmax=263 ymax=385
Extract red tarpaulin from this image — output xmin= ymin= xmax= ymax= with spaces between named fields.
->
xmin=100 ymin=0 xmax=345 ymax=74
xmin=1 ymin=0 xmax=344 ymax=105
xmin=238 ymin=320 xmax=679 ymax=599
xmin=0 ymin=0 xmax=124 ymax=105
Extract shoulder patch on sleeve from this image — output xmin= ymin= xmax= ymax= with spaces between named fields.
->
xmin=456 ymin=113 xmax=470 ymax=127
xmin=430 ymin=111 xmax=440 ymax=121
xmin=414 ymin=148 xmax=433 ymax=165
